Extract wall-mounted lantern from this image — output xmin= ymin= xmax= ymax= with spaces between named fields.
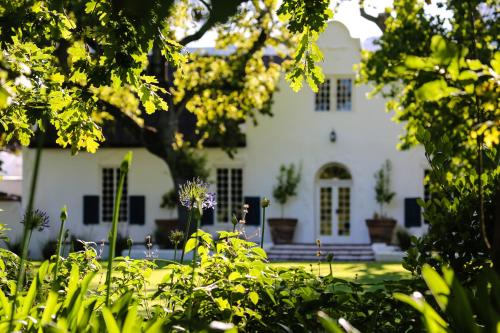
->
xmin=330 ymin=130 xmax=337 ymax=143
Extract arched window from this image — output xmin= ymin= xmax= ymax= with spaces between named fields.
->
xmin=318 ymin=163 xmax=351 ymax=180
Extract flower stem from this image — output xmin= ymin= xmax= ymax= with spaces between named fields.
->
xmin=105 ymin=151 xmax=132 ymax=307
xmin=180 ymin=209 xmax=193 ymax=265
xmin=188 ymin=214 xmax=201 ymax=321
xmin=9 ymin=131 xmax=44 ymax=332
xmin=260 ymin=206 xmax=266 ymax=249
xmin=53 ymin=206 xmax=67 ymax=286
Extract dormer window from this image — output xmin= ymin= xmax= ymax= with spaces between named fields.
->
xmin=315 ymin=79 xmax=331 ymax=111
xmin=336 ymin=78 xmax=352 ymax=111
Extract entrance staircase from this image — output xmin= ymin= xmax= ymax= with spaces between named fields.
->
xmin=266 ymin=243 xmax=374 ymax=262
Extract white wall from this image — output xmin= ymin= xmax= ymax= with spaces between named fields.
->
xmin=0 ymin=152 xmax=22 ymax=196
xmin=21 ymin=148 xmax=174 ymax=258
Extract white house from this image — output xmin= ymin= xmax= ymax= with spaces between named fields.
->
xmin=0 ymin=152 xmax=22 ymax=237
xmin=14 ymin=22 xmax=428 ymax=259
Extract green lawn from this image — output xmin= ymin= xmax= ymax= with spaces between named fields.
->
xmin=270 ymin=262 xmax=410 ymax=283
xmin=145 ymin=262 xmax=409 ymax=287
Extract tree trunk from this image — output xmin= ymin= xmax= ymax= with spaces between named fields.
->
xmin=491 ymin=187 xmax=500 ymax=274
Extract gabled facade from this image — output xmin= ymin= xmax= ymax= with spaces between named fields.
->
xmin=16 ymin=21 xmax=428 ymax=256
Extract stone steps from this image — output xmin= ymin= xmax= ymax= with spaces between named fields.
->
xmin=267 ymin=243 xmax=374 ymax=262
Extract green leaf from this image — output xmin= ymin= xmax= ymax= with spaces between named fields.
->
xmin=491 ymin=52 xmax=500 ymax=73
xmin=20 ymin=274 xmax=38 ymax=317
xmin=122 ymin=305 xmax=139 ymax=333
xmin=466 ymin=59 xmax=483 ymax=70
xmin=394 ymin=292 xmax=448 ymax=330
xmin=228 ymin=271 xmax=241 ymax=281
xmin=184 ymin=237 xmax=197 ymax=253
xmin=0 ymin=289 xmax=11 ymax=318
xmin=404 ymin=56 xmax=433 ymax=70
xmin=102 ymin=307 xmax=120 ymax=333
xmin=458 ymin=70 xmax=478 ymax=82
xmin=41 ymin=291 xmax=59 ymax=325
xmin=430 ymin=35 xmax=457 ymax=65
xmin=317 ymin=311 xmax=347 ymax=333
xmin=415 ymin=79 xmax=459 ymax=102
xmin=251 ymin=247 xmax=267 ymax=258
xmin=144 ymin=100 xmax=156 ymax=114
xmin=214 ymin=297 xmax=230 ymax=310
xmin=144 ymin=318 xmax=165 ymax=333
xmin=421 ymin=264 xmax=450 ymax=311
xmin=64 ymin=265 xmax=80 ymax=308
xmin=248 ymin=291 xmax=259 ymax=305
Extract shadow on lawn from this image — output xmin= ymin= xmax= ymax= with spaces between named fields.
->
xmin=337 ymin=262 xmax=410 ymax=284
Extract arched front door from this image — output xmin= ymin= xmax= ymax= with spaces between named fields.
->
xmin=316 ymin=163 xmax=353 ymax=244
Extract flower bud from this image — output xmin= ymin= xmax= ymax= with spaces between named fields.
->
xmin=261 ymin=197 xmax=270 ymax=208
xmin=60 ymin=205 xmax=68 ymax=223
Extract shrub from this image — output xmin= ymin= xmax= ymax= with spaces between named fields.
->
xmin=374 ymin=159 xmax=396 ymax=218
xmin=396 ymin=229 xmax=412 ymax=251
xmin=273 ymin=163 xmax=301 ymax=218
xmin=41 ymin=239 xmax=58 ymax=260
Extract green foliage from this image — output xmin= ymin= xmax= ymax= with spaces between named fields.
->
xmin=0 ymin=221 xmax=424 ymax=332
xmin=373 ymin=159 xmax=396 ymax=218
xmin=41 ymin=238 xmax=58 ymax=260
xmin=0 ymin=0 xmax=333 ymax=157
xmin=359 ymin=0 xmax=499 ymax=274
xmin=396 ymin=264 xmax=500 ymax=333
xmin=396 ymin=228 xmax=412 ymax=251
xmin=6 ymin=238 xmax=22 ymax=256
xmin=277 ymin=0 xmax=333 ymax=92
xmin=160 ymin=189 xmax=178 ymax=210
xmin=105 ymin=151 xmax=132 ymax=306
xmin=272 ymin=163 xmax=301 ymax=217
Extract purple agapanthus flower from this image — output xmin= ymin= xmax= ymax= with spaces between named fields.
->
xmin=202 ymin=192 xmax=217 ymax=209
xmin=178 ymin=178 xmax=217 ymax=210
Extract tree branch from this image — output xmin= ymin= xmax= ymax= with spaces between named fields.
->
xmin=179 ymin=18 xmax=215 ymax=46
xmin=180 ymin=22 xmax=270 ymax=104
xmin=359 ymin=0 xmax=388 ymax=32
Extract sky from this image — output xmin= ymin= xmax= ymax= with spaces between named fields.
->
xmin=189 ymin=0 xmax=393 ymax=48
xmin=188 ymin=0 xmax=450 ymax=48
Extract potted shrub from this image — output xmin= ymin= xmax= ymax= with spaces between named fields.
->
xmin=366 ymin=159 xmax=397 ymax=244
xmin=268 ymin=163 xmax=301 ymax=244
xmin=155 ymin=189 xmax=180 ymax=248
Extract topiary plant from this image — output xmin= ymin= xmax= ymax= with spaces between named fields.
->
xmin=374 ymin=159 xmax=396 ymax=218
xmin=273 ymin=163 xmax=301 ymax=218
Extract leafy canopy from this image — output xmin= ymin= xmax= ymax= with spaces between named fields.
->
xmin=0 ymin=0 xmax=332 ymax=154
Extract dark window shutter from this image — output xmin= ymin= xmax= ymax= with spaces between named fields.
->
xmin=129 ymin=196 xmax=145 ymax=225
xmin=83 ymin=196 xmax=99 ymax=224
xmin=201 ymin=208 xmax=214 ymax=225
xmin=244 ymin=197 xmax=260 ymax=226
xmin=405 ymin=198 xmax=421 ymax=227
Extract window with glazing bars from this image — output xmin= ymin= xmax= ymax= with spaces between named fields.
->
xmin=216 ymin=168 xmax=243 ymax=223
xmin=336 ymin=78 xmax=352 ymax=111
xmin=315 ymin=79 xmax=330 ymax=111
xmin=102 ymin=167 xmax=128 ymax=222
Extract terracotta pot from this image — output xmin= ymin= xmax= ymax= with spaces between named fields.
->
xmin=268 ymin=218 xmax=298 ymax=244
xmin=155 ymin=219 xmax=180 ymax=249
xmin=365 ymin=218 xmax=397 ymax=244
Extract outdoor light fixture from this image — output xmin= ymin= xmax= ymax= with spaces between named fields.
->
xmin=330 ymin=130 xmax=337 ymax=142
